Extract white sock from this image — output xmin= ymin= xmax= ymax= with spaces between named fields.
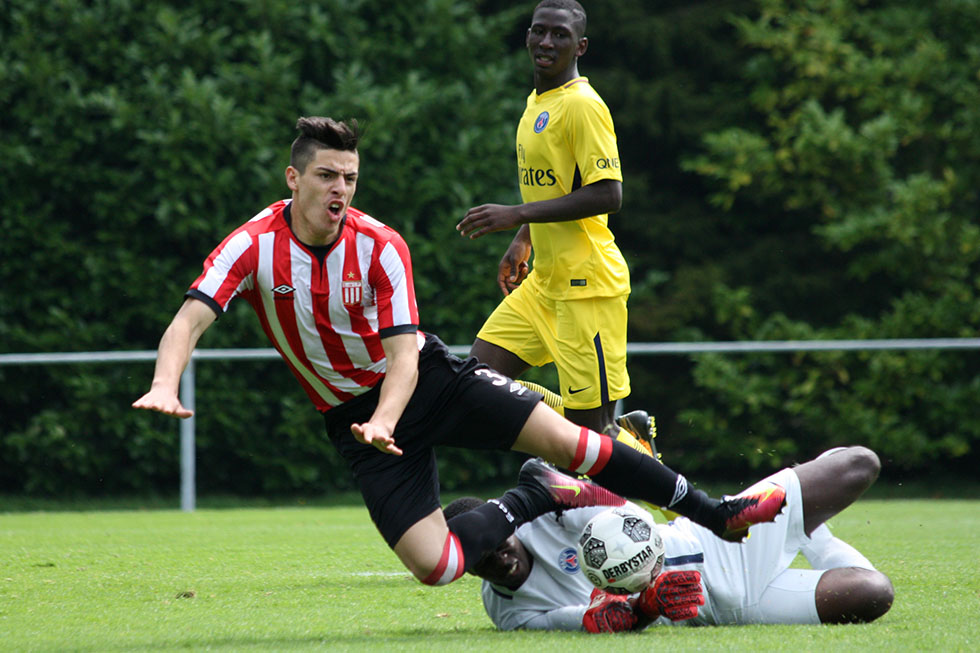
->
xmin=802 ymin=524 xmax=875 ymax=571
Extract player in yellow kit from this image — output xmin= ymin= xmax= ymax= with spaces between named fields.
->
xmin=458 ymin=0 xmax=629 ymax=434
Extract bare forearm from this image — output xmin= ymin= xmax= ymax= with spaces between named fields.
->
xmin=520 ymin=607 xmax=589 ymax=631
xmin=457 ymin=180 xmax=621 ymax=240
xmin=133 ymin=298 xmax=215 ymax=417
xmin=518 ymin=180 xmax=622 ymax=224
xmin=148 ymin=320 xmax=198 ymax=393
xmin=370 ymin=354 xmax=418 ymax=432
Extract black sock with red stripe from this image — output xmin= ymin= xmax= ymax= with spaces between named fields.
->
xmin=570 ymin=427 xmax=719 ymax=527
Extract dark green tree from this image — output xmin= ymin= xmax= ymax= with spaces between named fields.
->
xmin=0 ymin=0 xmax=529 ymax=495
xmin=3 ymin=0 xmax=977 ymax=496
xmin=675 ymin=0 xmax=980 ymax=474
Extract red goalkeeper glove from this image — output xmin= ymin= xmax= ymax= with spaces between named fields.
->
xmin=637 ymin=570 xmax=704 ymax=621
xmin=582 ymin=588 xmax=639 ymax=633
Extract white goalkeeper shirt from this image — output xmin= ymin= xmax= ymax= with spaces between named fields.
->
xmin=481 ymin=506 xmax=605 ymax=631
xmin=482 ymin=468 xmax=811 ymax=630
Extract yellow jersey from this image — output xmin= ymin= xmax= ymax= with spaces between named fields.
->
xmin=516 ymin=77 xmax=629 ymax=300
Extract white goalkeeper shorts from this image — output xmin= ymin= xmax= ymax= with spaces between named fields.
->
xmin=694 ymin=467 xmax=823 ymax=625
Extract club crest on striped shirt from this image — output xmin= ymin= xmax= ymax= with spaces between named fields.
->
xmin=342 ymin=274 xmax=362 ymax=306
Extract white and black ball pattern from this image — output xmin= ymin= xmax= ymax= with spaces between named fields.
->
xmin=576 ymin=503 xmax=665 ymax=594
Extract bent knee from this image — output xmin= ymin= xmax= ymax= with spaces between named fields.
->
xmin=848 ymin=446 xmax=881 ymax=478
xmin=817 ymin=568 xmax=894 ymax=623
xmin=839 ymin=446 xmax=881 ymax=491
xmin=393 ymin=513 xmax=463 ymax=585
xmin=410 ymin=555 xmax=465 ymax=586
xmin=860 ymin=570 xmax=895 ymax=621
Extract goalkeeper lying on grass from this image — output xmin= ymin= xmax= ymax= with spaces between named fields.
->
xmin=445 ymin=446 xmax=894 ymax=632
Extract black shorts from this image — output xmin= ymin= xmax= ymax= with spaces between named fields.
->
xmin=323 ymin=333 xmax=543 ymax=547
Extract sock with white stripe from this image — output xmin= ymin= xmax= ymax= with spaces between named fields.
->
xmin=423 ymin=497 xmax=523 ymax=585
xmin=571 ymin=428 xmax=719 ymax=528
xmin=421 ymin=530 xmax=466 ymax=586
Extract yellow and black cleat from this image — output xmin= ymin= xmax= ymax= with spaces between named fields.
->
xmin=614 ymin=410 xmax=659 ymax=461
xmin=606 ymin=410 xmax=677 ymax=521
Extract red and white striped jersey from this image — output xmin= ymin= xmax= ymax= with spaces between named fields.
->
xmin=188 ymin=199 xmax=421 ymax=411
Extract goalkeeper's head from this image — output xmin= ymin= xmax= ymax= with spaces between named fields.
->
xmin=444 ymin=497 xmax=533 ymax=590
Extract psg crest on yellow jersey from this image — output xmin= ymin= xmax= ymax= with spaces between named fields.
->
xmin=534 ymin=111 xmax=550 ymax=133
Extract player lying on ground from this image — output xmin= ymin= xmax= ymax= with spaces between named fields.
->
xmin=132 ymin=116 xmax=786 ymax=588
xmin=446 ymin=446 xmax=894 ymax=630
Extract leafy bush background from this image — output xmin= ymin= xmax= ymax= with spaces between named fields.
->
xmin=1 ymin=0 xmax=977 ymax=497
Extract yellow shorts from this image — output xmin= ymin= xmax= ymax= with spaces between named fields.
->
xmin=476 ymin=281 xmax=630 ymax=410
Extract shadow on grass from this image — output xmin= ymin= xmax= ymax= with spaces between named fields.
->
xmin=71 ymin=626 xmax=602 ymax=653
xmin=0 ymin=491 xmax=367 ymax=513
xmin=3 ymin=474 xmax=978 ymax=513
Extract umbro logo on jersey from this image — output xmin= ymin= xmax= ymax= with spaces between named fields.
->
xmin=272 ymin=284 xmax=295 ymax=298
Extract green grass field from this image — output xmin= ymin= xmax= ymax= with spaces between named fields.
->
xmin=1 ymin=497 xmax=977 ymax=652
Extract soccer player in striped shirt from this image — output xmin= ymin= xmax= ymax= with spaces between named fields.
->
xmin=133 ymin=116 xmax=785 ymax=589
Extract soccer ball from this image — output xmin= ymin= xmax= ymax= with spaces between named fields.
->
xmin=576 ymin=503 xmax=665 ymax=594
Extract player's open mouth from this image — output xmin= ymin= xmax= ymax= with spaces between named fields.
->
xmin=534 ymin=53 xmax=554 ymax=66
xmin=327 ymin=201 xmax=344 ymax=217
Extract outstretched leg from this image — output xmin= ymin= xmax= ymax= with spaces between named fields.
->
xmin=793 ymin=446 xmax=880 ymax=536
xmin=512 ymin=403 xmax=786 ymax=542
xmin=520 ymin=380 xmax=657 ymax=459
xmin=395 ymin=459 xmax=624 ymax=585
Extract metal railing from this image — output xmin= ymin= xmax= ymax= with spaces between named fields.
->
xmin=3 ymin=337 xmax=979 ymax=511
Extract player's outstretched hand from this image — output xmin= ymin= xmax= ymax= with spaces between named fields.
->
xmin=457 ymin=203 xmax=522 ymax=240
xmin=637 ymin=570 xmax=704 ymax=621
xmin=351 ymin=422 xmax=403 ymax=456
xmin=582 ymin=588 xmax=639 ymax=633
xmin=132 ymin=388 xmax=193 ymax=419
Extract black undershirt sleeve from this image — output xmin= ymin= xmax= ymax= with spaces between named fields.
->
xmin=185 ymin=289 xmax=223 ymax=319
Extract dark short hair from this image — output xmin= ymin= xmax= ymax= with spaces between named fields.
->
xmin=534 ymin=0 xmax=587 ymax=37
xmin=290 ymin=116 xmax=360 ymax=172
xmin=444 ymin=496 xmax=486 ymax=522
